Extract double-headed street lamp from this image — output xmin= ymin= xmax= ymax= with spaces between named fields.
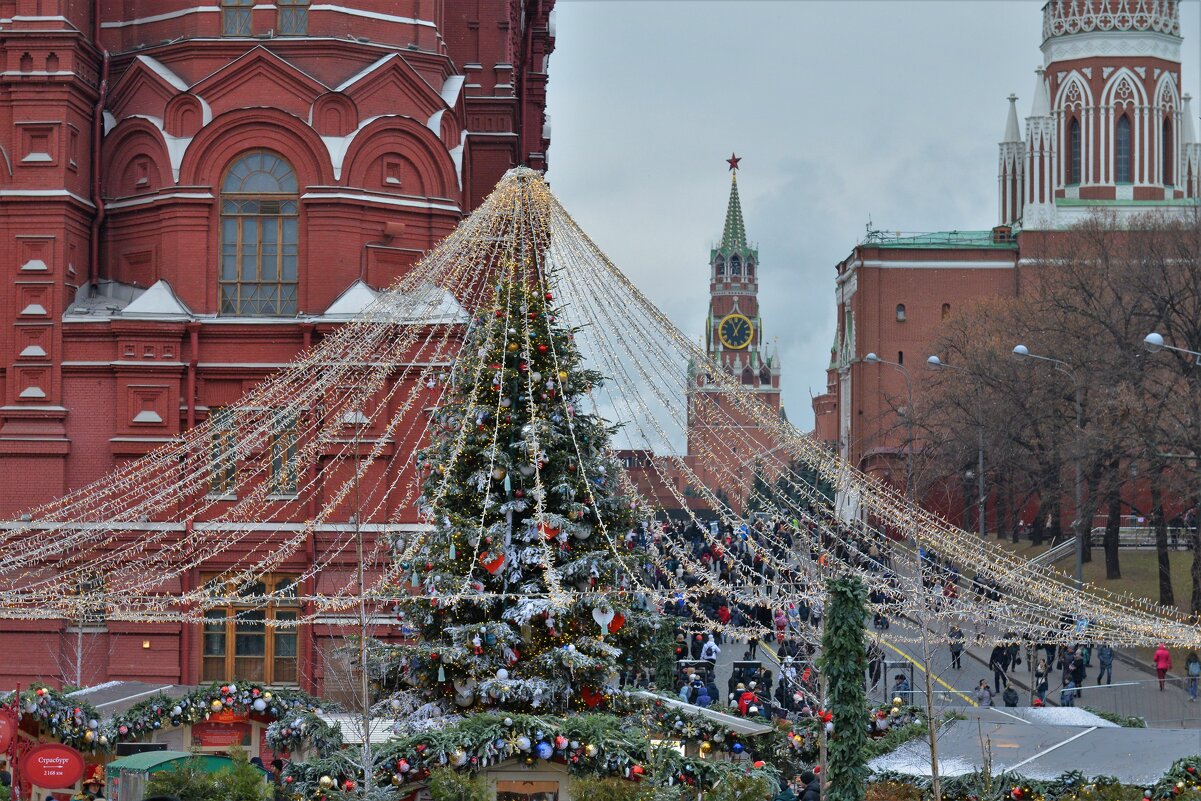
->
xmin=927 ymin=355 xmax=987 ymax=539
xmin=864 ymin=352 xmax=914 ymax=502
xmin=1012 ymin=344 xmax=1084 ymax=587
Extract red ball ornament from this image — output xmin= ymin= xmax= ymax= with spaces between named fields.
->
xmin=631 ymin=765 xmax=644 ymax=776
xmin=528 ymin=312 xmax=538 ymax=320
xmin=284 ymin=777 xmax=293 ymax=784
xmin=494 ymin=309 xmax=504 ymax=318
xmin=537 ymin=344 xmax=548 ymax=353
xmin=545 ymin=292 xmax=553 ymax=301
xmin=429 ymin=652 xmax=439 ymax=661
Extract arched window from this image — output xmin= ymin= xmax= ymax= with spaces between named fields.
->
xmin=1069 ymin=118 xmax=1082 ymax=185
xmin=220 ymin=151 xmax=299 ymax=316
xmin=730 ymin=254 xmax=742 ymax=276
xmin=1116 ymin=115 xmax=1132 ymax=183
xmin=1163 ymin=117 xmax=1173 ymax=186
xmin=715 ymin=257 xmax=725 ymax=277
xmin=741 ymin=367 xmax=755 ymax=385
xmin=895 ymin=303 xmax=906 ymax=322
xmin=941 ymin=302 xmax=951 ymax=319
xmin=746 ymin=260 xmax=755 ymax=279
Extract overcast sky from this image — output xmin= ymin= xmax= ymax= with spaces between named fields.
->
xmin=544 ymin=0 xmax=1201 ymax=432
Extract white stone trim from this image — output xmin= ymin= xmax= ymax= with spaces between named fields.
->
xmin=854 ymin=260 xmax=1015 ymax=270
xmin=1042 ymin=30 xmax=1181 ymax=64
xmin=299 ymin=190 xmax=460 ymax=212
xmin=0 ymin=189 xmax=94 ymax=206
xmin=105 ymin=192 xmax=213 ymax=210
xmin=101 ymin=6 xmax=220 ymax=28
xmin=308 ymin=5 xmax=436 ymax=28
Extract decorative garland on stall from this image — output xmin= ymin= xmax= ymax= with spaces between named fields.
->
xmin=279 ymin=711 xmax=782 ymax=799
xmin=109 ymin=682 xmax=331 ymax=744
xmin=8 ymin=685 xmax=108 ymax=752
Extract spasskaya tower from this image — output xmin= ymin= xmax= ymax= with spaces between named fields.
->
xmin=686 ymin=156 xmax=784 ymax=503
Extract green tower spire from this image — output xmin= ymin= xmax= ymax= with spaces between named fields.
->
xmin=721 ymin=171 xmax=747 ymax=250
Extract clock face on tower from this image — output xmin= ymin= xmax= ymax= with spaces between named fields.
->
xmin=718 ymin=313 xmax=754 ymax=349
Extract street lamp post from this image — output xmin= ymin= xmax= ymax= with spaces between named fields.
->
xmin=1143 ymin=332 xmax=1201 ymax=364
xmin=927 ymin=355 xmax=987 ymax=539
xmin=866 ymin=352 xmax=940 ymax=801
xmin=1012 ymin=344 xmax=1084 ymax=587
xmin=1143 ymin=332 xmax=1201 ymax=549
xmin=864 ymin=352 xmax=914 ymax=502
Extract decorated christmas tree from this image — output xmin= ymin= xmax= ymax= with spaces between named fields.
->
xmin=393 ymin=264 xmax=656 ymax=713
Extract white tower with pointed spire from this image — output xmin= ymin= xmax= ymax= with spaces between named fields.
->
xmin=1023 ymin=67 xmax=1056 ymax=229
xmin=1183 ymin=94 xmax=1201 ymax=199
xmin=998 ymin=93 xmax=1024 ymax=226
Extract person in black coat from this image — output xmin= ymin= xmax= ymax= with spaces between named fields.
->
xmin=799 ymin=769 xmax=821 ymax=801
xmin=989 ymin=644 xmax=1010 ymax=694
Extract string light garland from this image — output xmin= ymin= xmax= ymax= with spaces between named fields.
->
xmin=0 ymin=168 xmax=1190 ymax=652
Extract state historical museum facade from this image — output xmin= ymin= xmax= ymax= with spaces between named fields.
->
xmin=0 ymin=0 xmax=554 ymax=692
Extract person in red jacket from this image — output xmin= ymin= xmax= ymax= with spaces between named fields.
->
xmin=1154 ymin=643 xmax=1173 ymax=691
xmin=738 ymin=681 xmax=758 ymax=715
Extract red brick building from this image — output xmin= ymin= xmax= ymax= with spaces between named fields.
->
xmin=811 ymin=0 xmax=1201 ymax=524
xmin=0 ymin=0 xmax=554 ymax=692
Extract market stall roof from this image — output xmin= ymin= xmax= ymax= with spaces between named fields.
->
xmin=632 ymin=691 xmax=774 ymax=736
xmin=68 ymin=681 xmax=197 ymax=717
xmin=106 ymin=750 xmax=234 ymax=773
xmin=870 ymin=710 xmax=1196 ymax=784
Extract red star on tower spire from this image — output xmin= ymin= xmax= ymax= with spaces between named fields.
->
xmin=727 ymin=153 xmax=741 ymax=172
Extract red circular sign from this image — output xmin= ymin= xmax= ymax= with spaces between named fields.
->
xmin=21 ymin=743 xmax=84 ymax=789
xmin=0 ymin=717 xmax=12 ymax=752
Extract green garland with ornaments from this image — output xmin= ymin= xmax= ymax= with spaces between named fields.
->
xmin=5 ymin=685 xmax=107 ymax=752
xmin=279 ymin=711 xmax=782 ymax=799
xmin=109 ymin=682 xmax=331 ymax=744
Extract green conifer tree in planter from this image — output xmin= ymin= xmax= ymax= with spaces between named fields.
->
xmin=817 ymin=576 xmax=869 ymax=801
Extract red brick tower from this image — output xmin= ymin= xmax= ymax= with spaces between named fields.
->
xmin=687 ymin=158 xmax=784 ymax=507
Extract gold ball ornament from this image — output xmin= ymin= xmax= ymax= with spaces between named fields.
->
xmin=892 ymin=697 xmax=903 ymax=706
xmin=699 ymin=741 xmax=712 ymax=755
xmin=319 ymin=776 xmax=335 ymax=790
xmin=558 ymin=371 xmax=568 ymax=381
xmin=210 ymin=700 xmax=223 ymax=712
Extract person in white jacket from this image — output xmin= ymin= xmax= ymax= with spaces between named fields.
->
xmin=700 ymin=635 xmax=720 ymax=665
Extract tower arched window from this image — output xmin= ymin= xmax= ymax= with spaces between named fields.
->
xmin=941 ymin=302 xmax=951 ymax=319
xmin=746 ymin=260 xmax=755 ymax=279
xmin=895 ymin=303 xmax=906 ymax=322
xmin=730 ymin=254 xmax=742 ymax=276
xmin=741 ymin=367 xmax=755 ymax=385
xmin=220 ymin=151 xmax=299 ymax=316
xmin=1163 ymin=117 xmax=1173 ymax=186
xmin=1068 ymin=118 xmax=1082 ymax=185
xmin=715 ymin=257 xmax=725 ymax=277
xmin=1116 ymin=114 xmax=1132 ymax=183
